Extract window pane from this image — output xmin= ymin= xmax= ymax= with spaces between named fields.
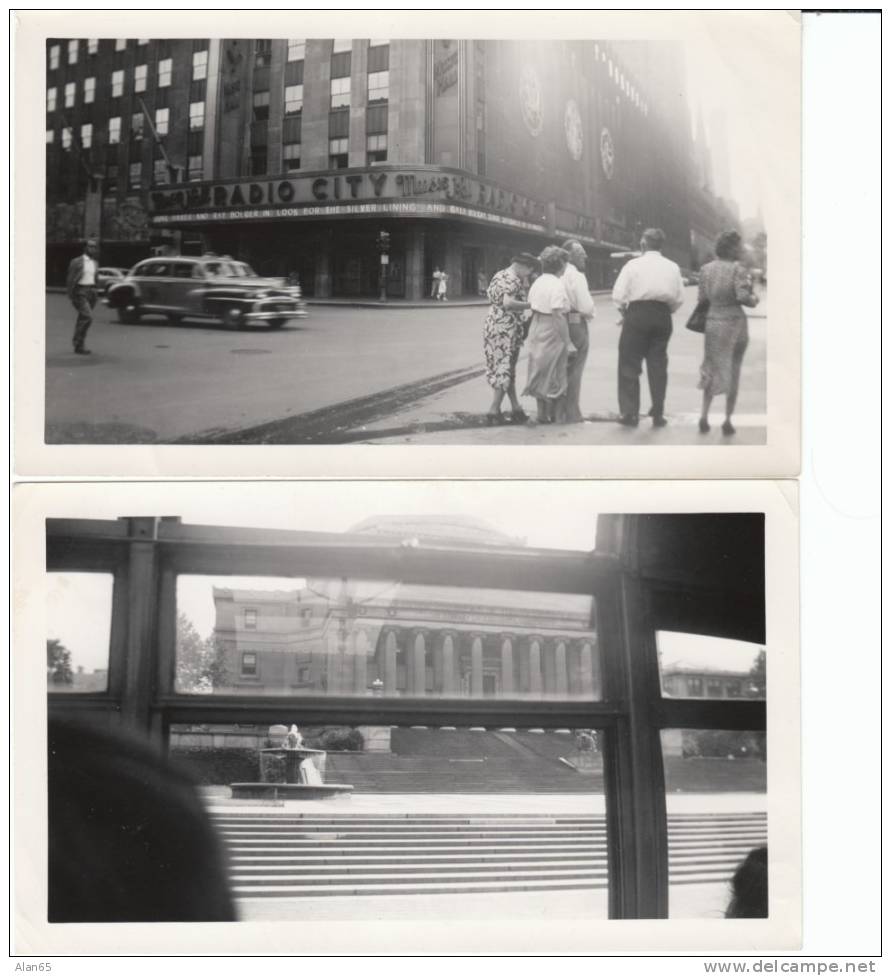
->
xmin=175 ymin=575 xmax=601 ymax=701
xmin=171 ymin=721 xmax=608 ymax=920
xmin=657 ymin=632 xmax=765 ymax=700
xmin=47 ymin=572 xmax=113 ymax=693
xmin=662 ymin=729 xmax=767 ymax=919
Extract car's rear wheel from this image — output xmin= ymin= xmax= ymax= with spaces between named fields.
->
xmin=266 ymin=318 xmax=286 ymax=330
xmin=167 ymin=312 xmax=184 ymax=325
xmin=117 ymin=304 xmax=140 ymax=324
xmin=223 ymin=306 xmax=246 ymax=330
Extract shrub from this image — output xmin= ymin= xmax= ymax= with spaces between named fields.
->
xmin=302 ymin=726 xmax=365 ymax=752
xmin=169 ymin=746 xmax=258 ymax=785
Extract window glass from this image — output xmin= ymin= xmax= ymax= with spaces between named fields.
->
xmin=84 ymin=77 xmax=96 ymax=104
xmin=332 ymin=39 xmax=352 ymax=53
xmin=47 ymin=572 xmax=113 ymax=693
xmin=87 ymin=39 xmax=99 ymax=55
xmin=367 ymin=69 xmax=389 ymax=103
xmin=153 ymin=159 xmax=170 ymax=184
xmin=61 ymin=127 xmax=72 ymax=150
xmin=80 ymin=123 xmax=92 ymax=149
xmin=187 ymin=154 xmax=203 ymax=181
xmin=64 ymin=82 xmax=75 ymax=108
xmin=287 ymin=39 xmax=305 ymax=61
xmin=129 ymin=162 xmax=142 ymax=188
xmin=657 ymin=633 xmax=765 ymax=701
xmin=330 ymin=76 xmax=350 ymax=109
xmin=189 ymin=101 xmax=205 ymax=130
xmin=135 ymin=64 xmax=147 ymax=93
xmin=169 ymin=720 xmax=608 ymax=919
xmin=252 ymin=90 xmax=270 ymax=121
xmin=175 ymin=575 xmax=601 ymax=701
xmin=111 ymin=70 xmax=124 ymax=98
xmin=49 ymin=44 xmax=60 ymax=70
xmin=155 ymin=107 xmax=169 ymax=135
xmin=662 ymin=730 xmax=767 ymax=919
xmin=115 ymin=38 xmax=127 ymax=52
xmin=47 ymin=87 xmax=57 ymax=111
xmin=192 ymin=50 xmax=208 ymax=79
xmin=108 ymin=117 xmax=121 ymax=144
xmin=284 ymin=84 xmax=303 ymax=115
xmin=46 ymin=129 xmax=54 ymax=145
xmin=67 ymin=39 xmax=78 ymax=65
xmin=158 ymin=58 xmax=173 ymax=87
xmin=131 ymin=112 xmax=144 ymax=140
xmin=283 ymin=143 xmax=301 ymax=171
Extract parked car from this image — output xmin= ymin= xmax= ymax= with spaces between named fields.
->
xmin=97 ymin=267 xmax=129 ymax=294
xmin=105 ymin=255 xmax=308 ymax=328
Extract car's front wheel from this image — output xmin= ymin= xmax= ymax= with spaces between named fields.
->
xmin=222 ymin=306 xmax=246 ymax=330
xmin=266 ymin=318 xmax=286 ymax=330
xmin=117 ymin=304 xmax=141 ymax=324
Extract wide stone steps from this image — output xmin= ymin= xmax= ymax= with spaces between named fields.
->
xmin=212 ymin=811 xmax=766 ymax=899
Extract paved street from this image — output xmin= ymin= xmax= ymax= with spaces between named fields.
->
xmin=45 ymin=288 xmax=766 ymax=444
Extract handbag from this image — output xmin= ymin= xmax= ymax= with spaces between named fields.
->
xmin=686 ymin=299 xmax=709 ymax=334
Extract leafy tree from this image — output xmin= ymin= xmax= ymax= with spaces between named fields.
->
xmin=176 ymin=613 xmax=229 ymax=693
xmin=748 ymin=649 xmax=766 ymax=698
xmin=47 ymin=638 xmax=73 ymax=685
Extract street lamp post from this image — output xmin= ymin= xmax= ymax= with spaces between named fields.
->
xmin=377 ymin=229 xmax=390 ymax=302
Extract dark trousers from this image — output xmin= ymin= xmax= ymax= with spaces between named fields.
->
xmin=559 ymin=317 xmax=589 ymax=423
xmin=71 ymin=287 xmax=98 ymax=350
xmin=617 ymin=301 xmax=673 ymax=420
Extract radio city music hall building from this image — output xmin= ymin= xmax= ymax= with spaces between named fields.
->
xmin=46 ymin=37 xmax=734 ymax=297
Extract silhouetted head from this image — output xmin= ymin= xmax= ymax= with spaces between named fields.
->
xmin=726 ymin=846 xmax=768 ymax=918
xmin=715 ymin=230 xmax=744 ymax=261
xmin=561 ymin=239 xmax=587 ymax=271
xmin=640 ymin=228 xmax=666 ymax=252
xmin=83 ymin=239 xmax=99 ymax=259
xmin=538 ymin=246 xmax=570 ymax=275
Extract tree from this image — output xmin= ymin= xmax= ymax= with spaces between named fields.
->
xmin=47 ymin=638 xmax=74 ymax=685
xmin=748 ymin=649 xmax=766 ymax=699
xmin=175 ymin=613 xmax=229 ymax=693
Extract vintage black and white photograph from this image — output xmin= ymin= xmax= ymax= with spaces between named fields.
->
xmin=15 ymin=11 xmax=800 ymax=474
xmin=14 ymin=480 xmax=799 ymax=953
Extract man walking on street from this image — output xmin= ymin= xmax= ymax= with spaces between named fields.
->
xmin=559 ymin=239 xmax=596 ymax=423
xmin=65 ymin=238 xmax=100 ymax=355
xmin=611 ymin=227 xmax=685 ymax=428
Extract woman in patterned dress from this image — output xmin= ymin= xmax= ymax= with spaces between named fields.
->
xmin=483 ymin=253 xmax=538 ymax=424
xmin=697 ymin=230 xmax=760 ymax=435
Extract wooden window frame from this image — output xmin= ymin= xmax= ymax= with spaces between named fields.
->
xmin=46 ymin=516 xmax=766 ymax=921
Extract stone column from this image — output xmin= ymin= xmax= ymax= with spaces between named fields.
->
xmin=555 ymin=640 xmax=568 ymax=697
xmin=471 ymin=635 xmax=484 ymax=697
xmin=353 ymin=628 xmax=369 ymax=694
xmin=500 ymin=636 xmax=514 ymax=696
xmin=326 ymin=625 xmax=341 ymax=694
xmin=412 ymin=631 xmax=427 ymax=696
xmin=578 ymin=640 xmax=595 ymax=698
xmin=383 ymin=629 xmax=398 ymax=695
xmin=528 ymin=639 xmax=543 ymax=698
xmin=440 ymin=632 xmax=456 ymax=695
xmin=543 ymin=640 xmax=557 ymax=697
xmin=314 ymin=227 xmax=333 ymax=298
xmin=404 ymin=226 xmax=426 ymax=301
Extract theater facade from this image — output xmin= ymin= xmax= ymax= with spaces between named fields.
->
xmin=46 ymin=37 xmax=713 ymax=294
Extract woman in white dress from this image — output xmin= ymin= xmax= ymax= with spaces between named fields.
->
xmin=522 ymin=246 xmax=571 ymax=423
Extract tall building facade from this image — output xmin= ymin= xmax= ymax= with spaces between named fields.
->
xmin=46 ymin=37 xmax=718 ymax=293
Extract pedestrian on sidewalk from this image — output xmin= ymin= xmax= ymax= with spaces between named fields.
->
xmin=558 ymin=239 xmax=596 ymax=423
xmin=611 ymin=227 xmax=685 ymax=428
xmin=431 ymin=267 xmax=449 ymax=301
xmin=696 ymin=230 xmax=760 ymax=436
xmin=522 ymin=246 xmax=572 ymax=424
xmin=65 ymin=238 xmax=100 ymax=355
xmin=482 ymin=253 xmax=538 ymax=425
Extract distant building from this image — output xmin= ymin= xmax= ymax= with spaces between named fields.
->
xmin=661 ymin=665 xmax=754 ymax=700
xmin=46 ymin=37 xmax=737 ymax=291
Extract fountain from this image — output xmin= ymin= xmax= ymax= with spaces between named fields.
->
xmin=230 ymin=724 xmax=354 ymax=800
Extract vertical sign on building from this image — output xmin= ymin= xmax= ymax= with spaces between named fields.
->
xmin=217 ymin=39 xmax=250 ymax=179
xmin=431 ymin=39 xmax=460 ymax=167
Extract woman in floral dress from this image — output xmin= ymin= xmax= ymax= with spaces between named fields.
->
xmin=482 ymin=253 xmax=538 ymax=424
xmin=697 ymin=230 xmax=760 ymax=435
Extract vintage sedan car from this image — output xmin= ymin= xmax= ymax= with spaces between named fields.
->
xmin=97 ymin=266 xmax=129 ymax=294
xmin=105 ymin=255 xmax=308 ymax=328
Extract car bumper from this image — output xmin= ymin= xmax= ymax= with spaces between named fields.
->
xmin=244 ymin=305 xmax=308 ymax=323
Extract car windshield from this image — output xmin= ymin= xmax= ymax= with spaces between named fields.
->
xmin=203 ymin=260 xmax=259 ymax=279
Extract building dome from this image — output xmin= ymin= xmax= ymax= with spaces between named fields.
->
xmin=347 ymin=514 xmax=523 ymax=549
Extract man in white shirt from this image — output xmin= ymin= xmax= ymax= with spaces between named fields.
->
xmin=559 ymin=239 xmax=596 ymax=423
xmin=611 ymin=227 xmax=685 ymax=427
xmin=65 ymin=238 xmax=100 ymax=354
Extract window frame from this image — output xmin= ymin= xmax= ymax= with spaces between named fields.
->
xmin=46 ymin=516 xmax=766 ymax=921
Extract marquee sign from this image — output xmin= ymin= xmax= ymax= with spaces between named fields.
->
xmin=149 ymin=167 xmax=549 ymax=229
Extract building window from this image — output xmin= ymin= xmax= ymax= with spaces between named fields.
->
xmin=250 ymin=149 xmax=267 ymax=176
xmin=367 ymin=104 xmax=388 ymax=137
xmin=108 ymin=116 xmax=121 ymax=144
xmin=367 ymin=69 xmax=389 ymax=103
xmin=131 ymin=112 xmax=144 ymax=140
xmin=241 ymin=652 xmax=258 ymax=678
xmin=369 ymin=38 xmax=389 ymax=46
xmin=137 ymin=38 xmax=149 ymax=45
xmin=243 ymin=608 xmax=258 ymax=629
xmin=105 ymin=163 xmax=118 ymax=191
xmin=46 ymin=129 xmax=54 ymax=145
xmin=283 ymin=142 xmax=301 ymax=171
xmin=80 ymin=123 xmax=92 ymax=149
xmin=367 ymin=41 xmax=389 ymax=73
xmin=284 ymin=83 xmax=303 ymax=115
xmin=48 ymin=44 xmax=59 ymax=70
xmin=706 ymin=679 xmax=723 ymax=699
xmin=332 ymin=39 xmax=352 ymax=53
xmin=331 ymin=50 xmax=351 ymax=81
xmin=64 ymin=82 xmax=75 ymax=108
xmin=329 ymin=137 xmax=348 ymax=168
xmin=155 ymin=107 xmax=169 ymax=136
xmin=287 ymin=38 xmax=305 ymax=61
xmin=61 ymin=126 xmax=72 ymax=150
xmin=135 ymin=63 xmax=147 ymax=93
xmin=84 ymin=76 xmax=96 ymax=104
xmin=115 ymin=39 xmax=127 ymax=52
xmin=153 ymin=158 xmax=169 ymax=184
xmin=189 ymin=101 xmax=205 ymax=130
xmin=67 ymin=39 xmax=78 ymax=65
xmin=187 ymin=154 xmax=203 ymax=181
xmin=254 ymin=39 xmax=272 ymax=67
xmin=47 ymin=87 xmax=57 ymax=112
xmin=686 ymin=676 xmax=703 ymax=697
xmin=158 ymin=58 xmax=172 ymax=87
xmin=366 ymin=132 xmax=387 ymax=164
xmin=330 ymin=76 xmax=350 ymax=109
xmin=129 ymin=162 xmax=142 ymax=188
xmin=111 ymin=70 xmax=124 ymax=98
xmin=296 ymin=665 xmax=311 ymax=683
xmin=192 ymin=49 xmax=208 ymax=80
xmin=252 ymin=90 xmax=270 ymax=122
